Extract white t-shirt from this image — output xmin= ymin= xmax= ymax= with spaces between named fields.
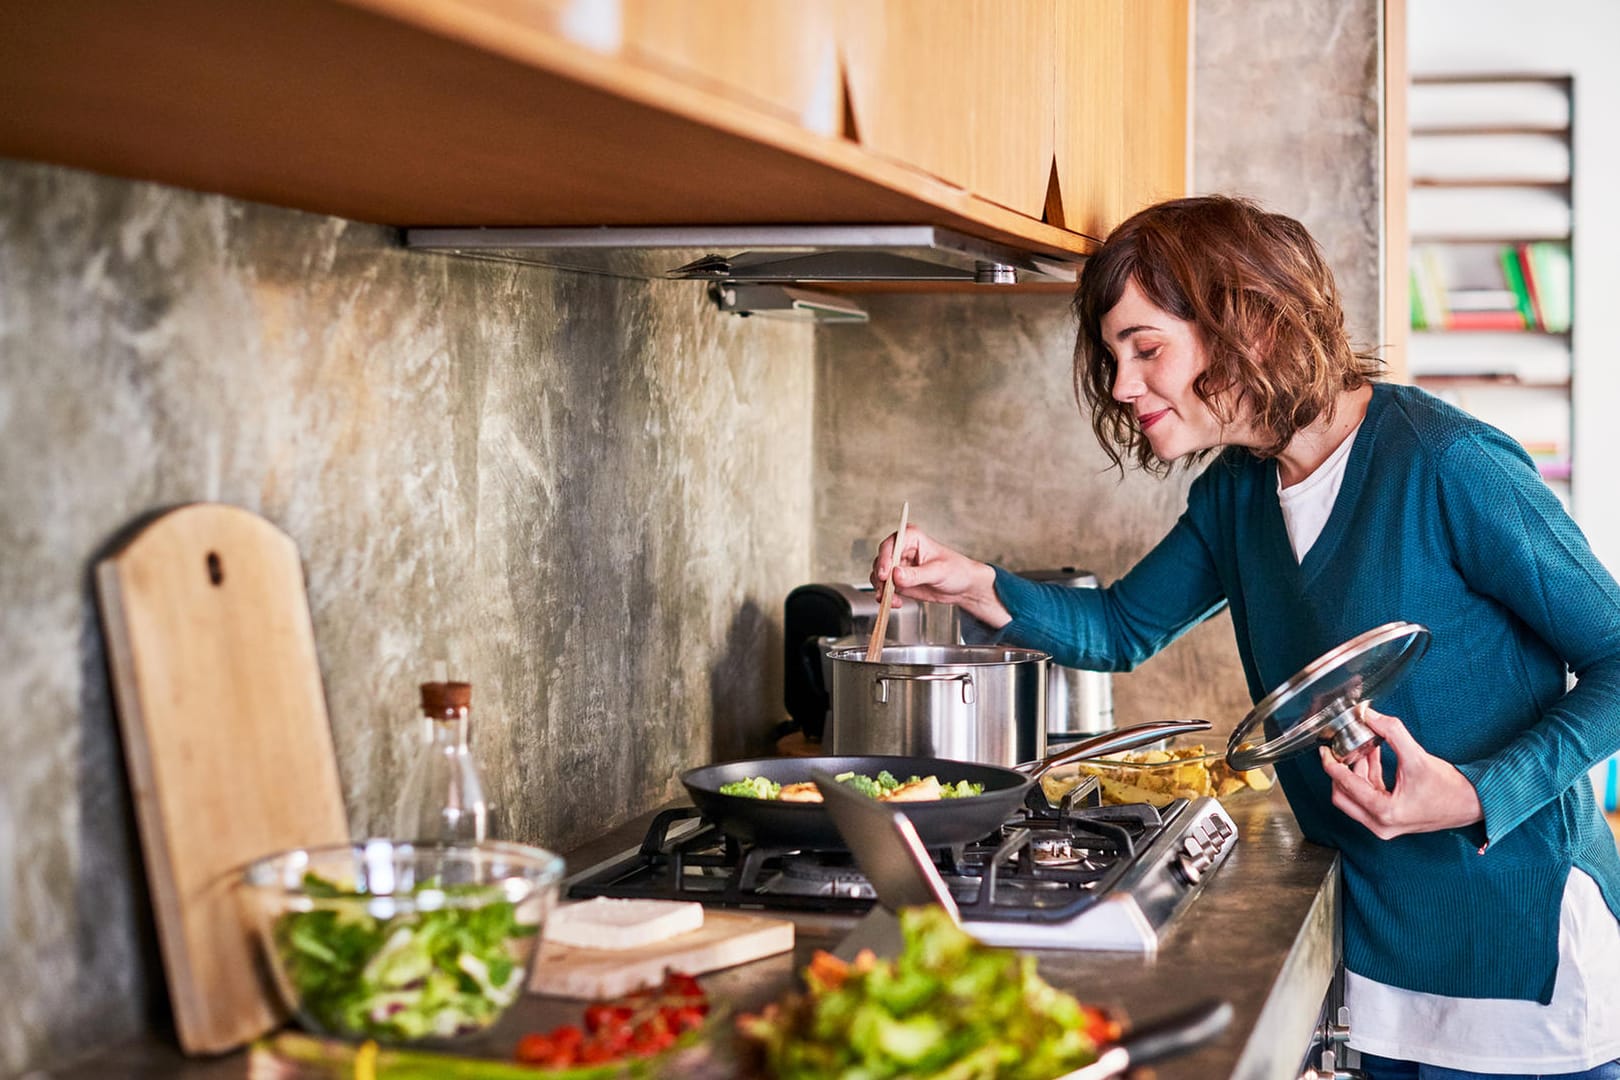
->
xmin=1277 ymin=426 xmax=1620 ymax=1070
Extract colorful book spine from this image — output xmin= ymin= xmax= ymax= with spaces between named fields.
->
xmin=1416 ymin=246 xmax=1451 ymax=331
xmin=1448 ymin=309 xmax=1530 ymax=331
xmin=1526 ymin=242 xmax=1573 ymax=334
xmin=1514 ymin=244 xmax=1545 ymax=331
xmin=1410 ymin=269 xmax=1429 ymax=330
xmin=1498 ymin=245 xmax=1536 ymax=330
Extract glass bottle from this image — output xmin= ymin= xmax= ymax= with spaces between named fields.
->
xmin=393 ymin=681 xmax=491 ymax=844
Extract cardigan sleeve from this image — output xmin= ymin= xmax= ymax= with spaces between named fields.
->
xmin=990 ymin=478 xmax=1230 ymax=671
xmin=1438 ymin=430 xmax=1620 ymax=845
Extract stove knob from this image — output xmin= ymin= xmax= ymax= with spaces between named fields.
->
xmin=1174 ymin=851 xmax=1205 ymax=884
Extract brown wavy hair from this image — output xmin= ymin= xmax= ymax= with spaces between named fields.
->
xmin=1073 ymin=195 xmax=1383 ymax=474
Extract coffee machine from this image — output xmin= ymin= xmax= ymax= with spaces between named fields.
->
xmin=783 ymin=569 xmax=1114 ymax=744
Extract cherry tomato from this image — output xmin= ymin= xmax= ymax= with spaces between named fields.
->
xmin=514 ymin=975 xmax=711 ymax=1069
xmin=514 ymin=1033 xmax=554 ymax=1063
xmin=662 ymin=972 xmax=705 ymax=999
xmin=583 ymin=1003 xmax=634 ymax=1034
xmin=577 ymin=1041 xmax=616 ymax=1064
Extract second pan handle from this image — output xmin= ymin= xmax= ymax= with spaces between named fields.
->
xmin=1016 ymin=718 xmax=1213 ymax=784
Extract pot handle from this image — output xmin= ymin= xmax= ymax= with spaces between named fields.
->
xmin=1015 ymin=718 xmax=1212 ymax=782
xmin=871 ymin=671 xmax=975 ymax=705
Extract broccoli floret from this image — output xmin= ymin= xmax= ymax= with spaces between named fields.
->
xmin=838 ymin=773 xmax=884 ymax=799
xmin=720 ymin=777 xmax=781 ymax=799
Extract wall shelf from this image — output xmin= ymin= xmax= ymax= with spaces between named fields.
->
xmin=1407 ymin=76 xmax=1574 ymax=499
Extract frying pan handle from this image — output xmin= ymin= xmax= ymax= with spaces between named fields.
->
xmin=1116 ymin=998 xmax=1232 ymax=1067
xmin=1049 ymin=999 xmax=1232 ymax=1080
xmin=1018 ymin=719 xmax=1213 ymax=782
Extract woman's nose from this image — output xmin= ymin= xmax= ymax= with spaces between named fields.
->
xmin=1112 ymin=364 xmax=1142 ymax=403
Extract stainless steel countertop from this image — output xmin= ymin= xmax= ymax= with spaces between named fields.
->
xmin=49 ymin=795 xmax=1339 ymax=1080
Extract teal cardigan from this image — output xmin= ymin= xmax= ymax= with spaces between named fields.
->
xmin=993 ymin=382 xmax=1620 ymax=1002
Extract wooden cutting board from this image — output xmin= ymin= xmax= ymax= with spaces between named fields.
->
xmin=96 ymin=503 xmax=350 ymax=1055
xmin=528 ymin=910 xmax=795 ymax=1000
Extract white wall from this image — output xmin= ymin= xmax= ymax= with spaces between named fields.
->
xmin=1409 ymin=0 xmax=1620 ymax=568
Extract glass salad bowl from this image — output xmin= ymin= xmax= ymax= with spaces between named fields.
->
xmin=239 ymin=839 xmax=564 ymax=1045
xmin=1039 ymin=735 xmax=1277 ymax=808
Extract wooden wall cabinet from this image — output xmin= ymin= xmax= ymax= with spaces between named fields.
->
xmin=619 ymin=0 xmax=845 ymax=136
xmin=1054 ymin=0 xmax=1191 ymax=239
xmin=0 ymin=0 xmax=1192 ymax=270
xmin=840 ymin=0 xmax=1057 ymax=220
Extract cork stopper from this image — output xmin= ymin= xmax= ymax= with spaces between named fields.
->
xmin=420 ymin=681 xmax=472 ymax=717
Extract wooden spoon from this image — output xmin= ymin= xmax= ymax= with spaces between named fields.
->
xmin=865 ymin=502 xmax=910 ymax=662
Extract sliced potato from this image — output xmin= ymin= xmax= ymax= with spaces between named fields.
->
xmin=1094 ymin=775 xmax=1179 ymax=808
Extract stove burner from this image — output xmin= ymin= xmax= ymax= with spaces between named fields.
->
xmin=563 ymin=787 xmax=1205 ymax=924
xmin=768 ymin=858 xmax=877 ymax=900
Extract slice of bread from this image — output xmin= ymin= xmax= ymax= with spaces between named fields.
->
xmin=542 ymin=897 xmax=706 ymax=951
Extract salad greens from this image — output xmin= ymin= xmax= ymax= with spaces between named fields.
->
xmin=738 ymin=907 xmax=1115 ymax=1080
xmin=719 ymin=770 xmax=984 ymax=800
xmin=271 ymin=872 xmax=536 ymax=1042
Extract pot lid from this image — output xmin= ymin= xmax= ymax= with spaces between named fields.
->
xmin=1226 ymin=621 xmax=1430 ymax=771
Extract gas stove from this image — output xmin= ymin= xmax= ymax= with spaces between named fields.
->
xmin=564 ymin=784 xmax=1237 ymax=952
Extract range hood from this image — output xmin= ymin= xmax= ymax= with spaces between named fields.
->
xmin=403 ymin=225 xmax=1082 ymax=322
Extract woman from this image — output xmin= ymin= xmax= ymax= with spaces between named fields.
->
xmin=872 ymin=196 xmax=1620 ymax=1077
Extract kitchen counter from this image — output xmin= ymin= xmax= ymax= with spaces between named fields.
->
xmin=48 ymin=795 xmax=1339 ymax=1080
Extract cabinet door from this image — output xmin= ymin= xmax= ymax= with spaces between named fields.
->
xmin=1055 ymin=0 xmax=1189 ymax=239
xmin=620 ymin=0 xmax=843 ymax=135
xmin=1054 ymin=0 xmax=1126 ymax=238
xmin=968 ymin=0 xmax=1056 ymax=218
xmin=840 ymin=0 xmax=1054 ymax=217
xmin=1121 ymin=0 xmax=1190 ymax=212
xmin=839 ymin=0 xmax=976 ymax=191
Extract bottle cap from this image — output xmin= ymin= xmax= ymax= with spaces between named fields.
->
xmin=420 ymin=681 xmax=472 ymax=715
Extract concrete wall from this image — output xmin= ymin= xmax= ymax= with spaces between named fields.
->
xmin=811 ymin=0 xmax=1384 ymax=733
xmin=0 ymin=162 xmax=814 ymax=1076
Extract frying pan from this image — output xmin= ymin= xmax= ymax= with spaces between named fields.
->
xmin=679 ymin=719 xmax=1211 ymax=850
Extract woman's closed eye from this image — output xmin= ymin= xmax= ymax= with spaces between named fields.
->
xmin=1135 ymin=346 xmax=1161 ymax=361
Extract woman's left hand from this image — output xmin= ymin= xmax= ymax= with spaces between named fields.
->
xmin=1318 ymin=706 xmax=1484 ymax=839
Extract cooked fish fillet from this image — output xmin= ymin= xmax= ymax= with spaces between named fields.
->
xmin=778 ymin=782 xmax=824 ymax=802
xmin=881 ymin=776 xmax=942 ymax=802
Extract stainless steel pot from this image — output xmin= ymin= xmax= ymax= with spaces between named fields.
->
xmin=825 ymin=644 xmax=1048 ymax=768
xmin=1021 ymin=569 xmax=1115 ymax=738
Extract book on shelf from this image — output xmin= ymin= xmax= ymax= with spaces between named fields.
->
xmin=1409 ymin=241 xmax=1570 ymax=333
xmin=1410 ymin=246 xmax=1451 ymax=330
xmin=1447 ymin=288 xmax=1519 ymax=312
xmin=1448 ymin=309 xmax=1528 ymax=331
xmin=1524 ymin=241 xmax=1572 ymax=333
xmin=1499 ymin=247 xmax=1537 ymax=329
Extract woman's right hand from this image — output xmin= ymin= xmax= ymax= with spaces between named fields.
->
xmin=870 ymin=526 xmax=1012 ymax=629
